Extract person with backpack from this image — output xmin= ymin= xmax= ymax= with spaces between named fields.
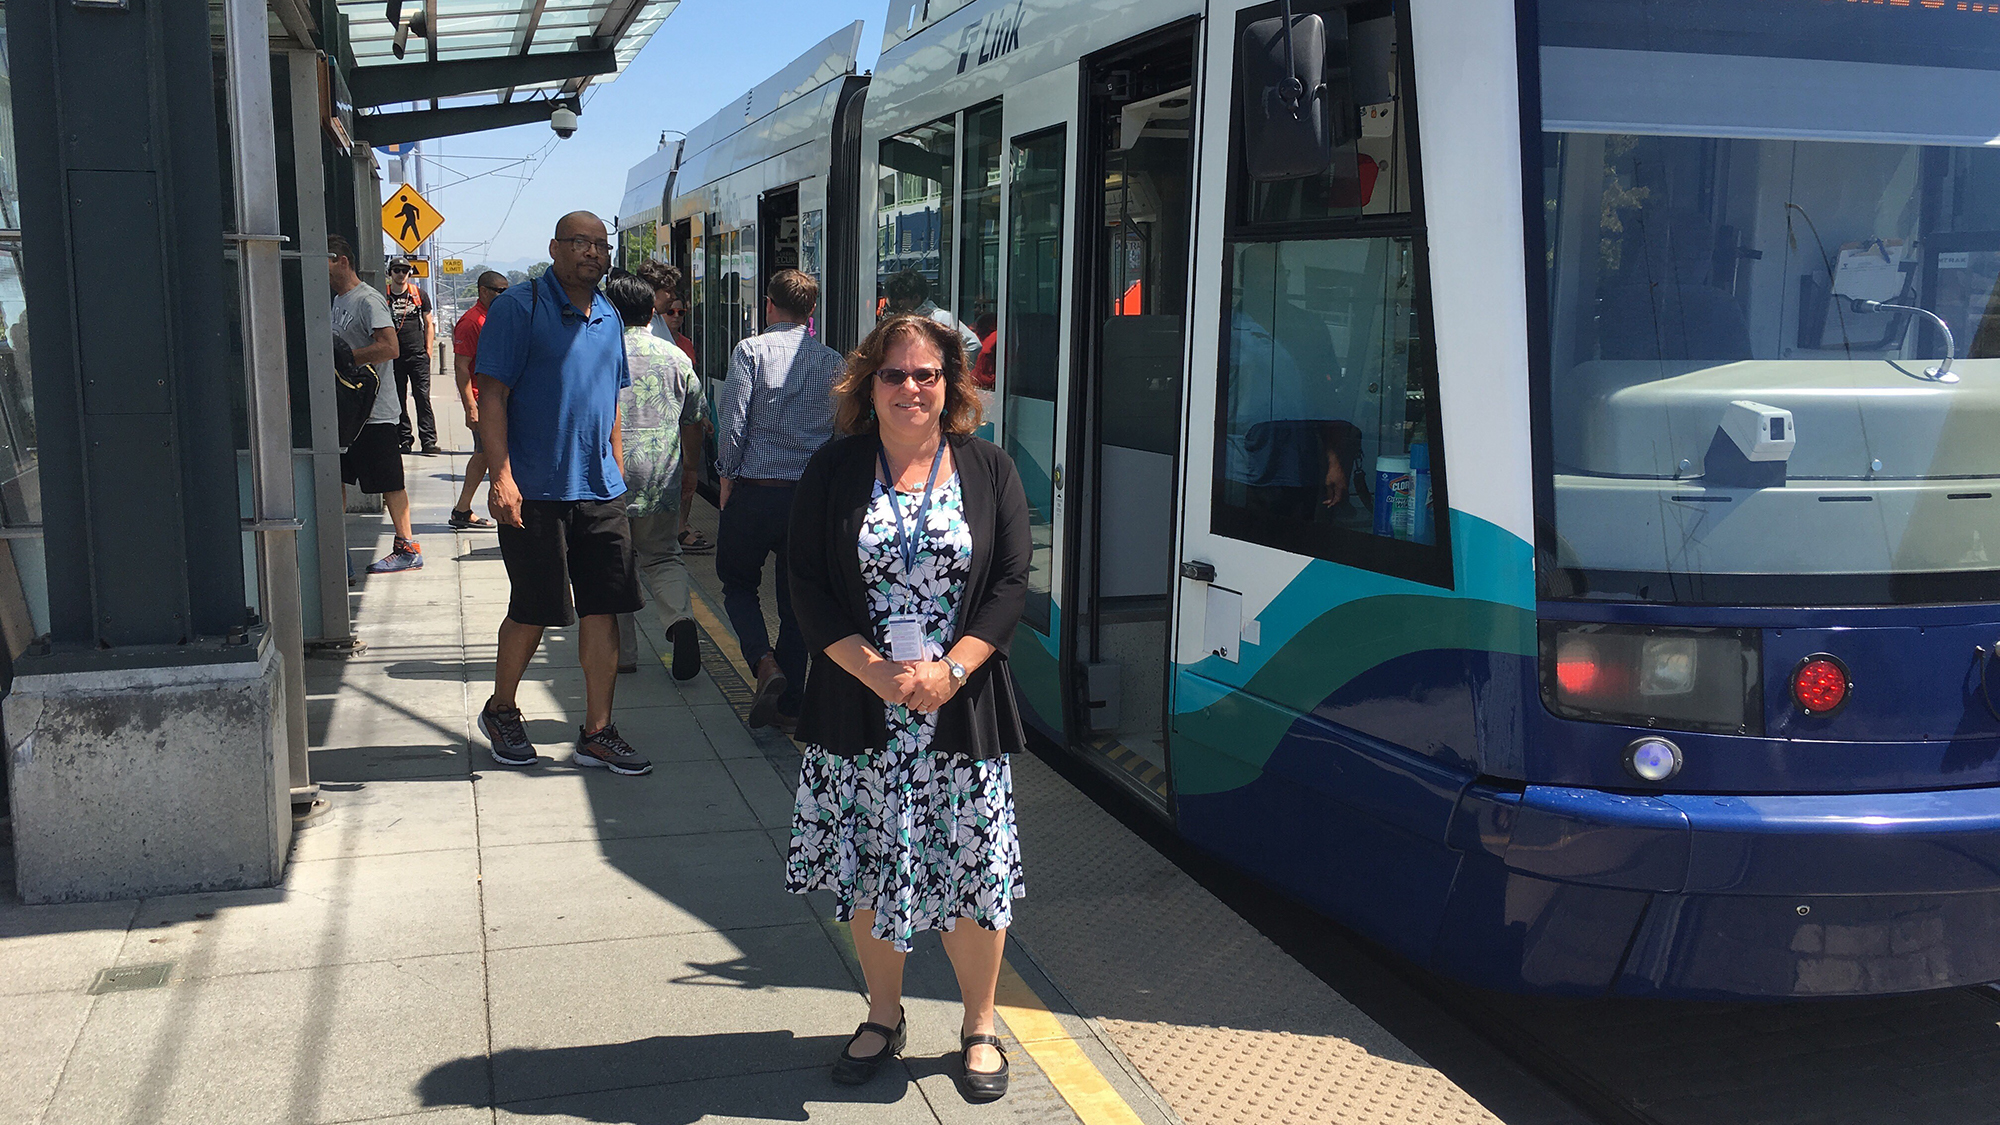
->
xmin=329 ymin=234 xmax=422 ymax=573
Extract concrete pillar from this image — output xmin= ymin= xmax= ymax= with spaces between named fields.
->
xmin=2 ymin=0 xmax=290 ymax=901
xmin=5 ymin=639 xmax=288 ymax=903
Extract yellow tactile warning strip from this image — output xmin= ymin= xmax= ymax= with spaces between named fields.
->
xmin=685 ymin=581 xmax=763 ymax=712
xmin=1006 ymin=754 xmax=1502 ymax=1125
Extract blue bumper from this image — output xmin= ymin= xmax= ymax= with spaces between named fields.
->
xmin=1436 ymin=783 xmax=2000 ymax=997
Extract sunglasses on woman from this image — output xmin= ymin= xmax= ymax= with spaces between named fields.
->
xmin=874 ymin=366 xmax=944 ymax=387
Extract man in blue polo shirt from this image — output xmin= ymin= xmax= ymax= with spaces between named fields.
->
xmin=473 ymin=211 xmax=651 ymax=776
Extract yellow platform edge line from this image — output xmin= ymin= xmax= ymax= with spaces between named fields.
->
xmin=995 ymin=959 xmax=1148 ymax=1125
xmin=818 ymin=891 xmax=1148 ymax=1124
xmin=686 ymin=583 xmax=758 ymax=686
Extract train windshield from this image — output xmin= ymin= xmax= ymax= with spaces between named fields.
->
xmin=1538 ymin=1 xmax=2000 ymax=605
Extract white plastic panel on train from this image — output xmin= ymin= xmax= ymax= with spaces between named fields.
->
xmin=670 ymin=80 xmax=849 ymax=217
xmin=680 ymin=22 xmax=864 ymax=156
xmin=1407 ymin=0 xmax=1536 ymax=554
xmin=619 ymin=143 xmax=680 ymax=228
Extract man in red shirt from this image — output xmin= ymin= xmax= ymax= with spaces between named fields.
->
xmin=447 ymin=271 xmax=508 ymax=528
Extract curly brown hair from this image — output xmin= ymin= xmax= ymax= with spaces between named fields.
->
xmin=833 ymin=314 xmax=986 ymax=436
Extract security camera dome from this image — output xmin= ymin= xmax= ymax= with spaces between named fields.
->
xmin=550 ymin=107 xmax=579 ymax=138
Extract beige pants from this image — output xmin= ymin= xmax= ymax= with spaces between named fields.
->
xmin=617 ymin=505 xmax=691 ymax=668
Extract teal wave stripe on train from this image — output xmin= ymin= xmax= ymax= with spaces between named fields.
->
xmin=1172 ymin=512 xmax=1537 ymax=796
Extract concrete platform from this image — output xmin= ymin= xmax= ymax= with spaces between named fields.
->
xmin=0 ymin=389 xmax=1508 ymax=1125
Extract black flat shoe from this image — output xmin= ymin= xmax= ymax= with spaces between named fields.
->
xmin=668 ymin=619 xmax=700 ymax=681
xmin=959 ymin=1033 xmax=1010 ymax=1101
xmin=830 ymin=1013 xmax=906 ymax=1086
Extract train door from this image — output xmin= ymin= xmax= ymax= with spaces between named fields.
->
xmin=670 ymin=219 xmax=691 ymax=297
xmin=1065 ymin=28 xmax=1200 ymax=812
xmin=1172 ymin=0 xmax=1451 ymax=858
xmin=997 ymin=66 xmax=1082 ymax=738
xmin=757 ymin=187 xmax=800 ymax=330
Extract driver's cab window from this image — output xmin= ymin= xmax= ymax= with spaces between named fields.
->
xmin=1213 ymin=0 xmax=1448 ymax=584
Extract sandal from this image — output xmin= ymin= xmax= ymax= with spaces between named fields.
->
xmin=449 ymin=509 xmax=495 ymax=529
xmin=830 ymin=1011 xmax=905 ymax=1086
xmin=959 ymin=1033 xmax=1010 ymax=1101
xmin=677 ymin=526 xmax=714 ymax=554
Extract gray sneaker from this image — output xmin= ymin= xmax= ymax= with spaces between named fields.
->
xmin=480 ymin=700 xmax=537 ymax=767
xmin=573 ymin=724 xmax=651 ymax=776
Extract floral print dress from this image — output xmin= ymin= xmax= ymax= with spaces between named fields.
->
xmin=784 ymin=472 xmax=1025 ymax=951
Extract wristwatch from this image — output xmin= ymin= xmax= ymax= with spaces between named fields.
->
xmin=944 ymin=657 xmax=968 ymax=689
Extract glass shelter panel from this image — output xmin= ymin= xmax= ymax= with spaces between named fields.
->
xmin=1538 ymin=1 xmax=2000 ymax=605
xmin=1005 ymin=127 xmax=1066 ymax=633
xmin=0 ymin=6 xmax=46 ymax=639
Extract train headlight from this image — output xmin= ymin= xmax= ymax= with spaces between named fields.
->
xmin=1541 ymin=623 xmax=1762 ymax=735
xmin=1624 ymin=737 xmax=1683 ymax=783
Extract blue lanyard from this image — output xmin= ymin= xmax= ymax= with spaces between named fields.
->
xmin=878 ymin=440 xmax=945 ymax=577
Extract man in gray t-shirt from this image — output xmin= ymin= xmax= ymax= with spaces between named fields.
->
xmin=334 ymin=284 xmax=404 ymax=428
xmin=329 ymin=234 xmax=423 ymax=574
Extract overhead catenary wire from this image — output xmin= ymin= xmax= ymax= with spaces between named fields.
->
xmin=480 ymin=87 xmax=603 ymax=253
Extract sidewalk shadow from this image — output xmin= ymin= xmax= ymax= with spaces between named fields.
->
xmin=417 ymin=1031 xmax=910 ymax=1123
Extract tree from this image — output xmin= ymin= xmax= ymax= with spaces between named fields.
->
xmin=526 ymin=260 xmax=550 ymax=279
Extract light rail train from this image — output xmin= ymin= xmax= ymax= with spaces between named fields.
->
xmin=621 ymin=0 xmax=2000 ymax=999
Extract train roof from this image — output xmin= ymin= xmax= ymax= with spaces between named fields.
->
xmin=863 ymin=0 xmax=1201 ymax=126
xmin=618 ymin=22 xmax=865 ymax=229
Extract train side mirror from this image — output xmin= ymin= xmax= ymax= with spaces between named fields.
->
xmin=1239 ymin=11 xmax=1337 ymax=182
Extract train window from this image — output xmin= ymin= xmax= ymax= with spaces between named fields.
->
xmin=1232 ymin=0 xmax=1410 ymax=229
xmin=877 ymin=118 xmax=956 ymax=309
xmin=1216 ymin=237 xmax=1440 ymax=566
xmin=1214 ymin=1 xmax=1447 ymax=583
xmin=1005 ymin=126 xmax=1067 ymax=632
xmin=700 ymin=217 xmax=724 ymax=381
xmin=1537 ymin=1 xmax=2000 ymax=604
xmin=622 ymin=221 xmax=657 ymax=273
xmin=958 ymin=102 xmax=1003 ymax=398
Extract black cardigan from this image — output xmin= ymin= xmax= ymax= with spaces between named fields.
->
xmin=786 ymin=432 xmax=1033 ymax=760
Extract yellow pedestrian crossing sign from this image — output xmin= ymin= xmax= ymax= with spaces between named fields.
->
xmin=382 ymin=185 xmax=443 ymax=254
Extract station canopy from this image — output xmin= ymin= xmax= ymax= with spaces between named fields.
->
xmin=315 ymin=1 xmax=680 ymax=143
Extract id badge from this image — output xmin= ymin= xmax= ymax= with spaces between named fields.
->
xmin=884 ymin=615 xmax=926 ymax=663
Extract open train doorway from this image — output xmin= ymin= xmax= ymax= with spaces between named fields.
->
xmin=1065 ymin=26 xmax=1198 ymax=813
xmin=669 ymin=218 xmax=691 ymax=297
xmin=758 ymin=186 xmax=801 ymax=331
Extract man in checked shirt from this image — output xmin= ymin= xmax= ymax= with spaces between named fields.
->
xmin=716 ymin=269 xmax=844 ymax=731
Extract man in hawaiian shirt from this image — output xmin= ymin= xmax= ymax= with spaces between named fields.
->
xmin=605 ymin=272 xmax=708 ymax=679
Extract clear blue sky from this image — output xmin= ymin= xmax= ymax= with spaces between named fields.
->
xmin=403 ymin=0 xmax=883 ymax=269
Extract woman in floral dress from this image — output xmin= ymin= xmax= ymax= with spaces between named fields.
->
xmin=785 ymin=314 xmax=1033 ymax=1101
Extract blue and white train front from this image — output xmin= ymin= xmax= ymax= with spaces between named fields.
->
xmin=1452 ymin=0 xmax=2000 ymax=998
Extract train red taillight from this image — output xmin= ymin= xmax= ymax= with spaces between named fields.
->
xmin=1791 ymin=655 xmax=1850 ymax=715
